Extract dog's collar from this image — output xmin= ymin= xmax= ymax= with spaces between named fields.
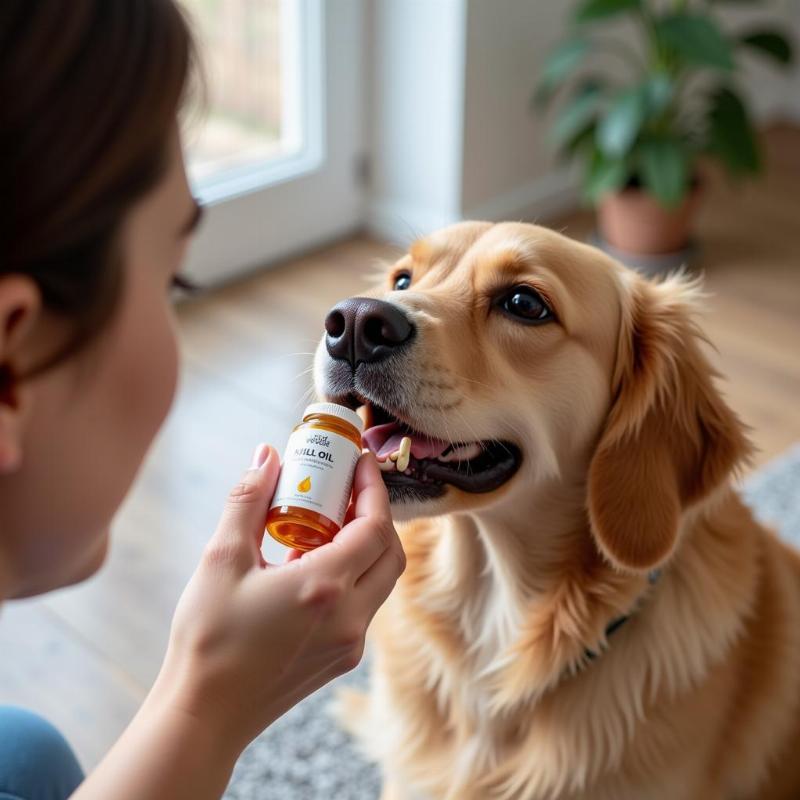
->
xmin=581 ymin=568 xmax=662 ymax=666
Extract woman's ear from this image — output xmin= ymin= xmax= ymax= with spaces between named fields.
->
xmin=0 ymin=276 xmax=42 ymax=473
xmin=587 ymin=273 xmax=751 ymax=573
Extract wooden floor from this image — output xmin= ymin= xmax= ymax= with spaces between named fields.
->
xmin=1 ymin=127 xmax=798 ymax=770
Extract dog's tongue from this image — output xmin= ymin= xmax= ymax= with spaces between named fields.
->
xmin=362 ymin=421 xmax=450 ymax=460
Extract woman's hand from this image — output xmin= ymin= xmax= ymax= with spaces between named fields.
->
xmin=73 ymin=444 xmax=404 ymax=800
xmin=158 ymin=443 xmax=405 ymax=750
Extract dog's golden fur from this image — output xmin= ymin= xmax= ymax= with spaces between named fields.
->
xmin=327 ymin=222 xmax=800 ymax=799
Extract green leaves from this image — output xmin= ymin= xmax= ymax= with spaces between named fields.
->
xmin=738 ymin=30 xmax=794 ymax=65
xmin=640 ymin=138 xmax=689 ymax=207
xmin=656 ymin=13 xmax=735 ymax=70
xmin=597 ymin=86 xmax=648 ymax=156
xmin=574 ymin=0 xmax=641 ymax=24
xmin=533 ymin=0 xmax=793 ymax=207
xmin=585 ymin=149 xmax=630 ymax=202
xmin=644 ymin=73 xmax=674 ymax=115
xmin=534 ymin=38 xmax=590 ymax=107
xmin=548 ymin=81 xmax=605 ymax=149
xmin=595 ymin=75 xmax=673 ymax=158
xmin=706 ymin=86 xmax=760 ymax=175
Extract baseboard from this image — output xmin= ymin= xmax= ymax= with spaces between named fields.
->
xmin=366 ymin=168 xmax=581 ymax=244
xmin=365 ymin=199 xmax=463 ymax=245
xmin=753 ymin=95 xmax=800 ymax=126
xmin=462 ymin=166 xmax=581 ymax=225
xmin=765 ymin=103 xmax=800 ymax=125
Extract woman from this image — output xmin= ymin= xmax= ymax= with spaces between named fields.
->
xmin=0 ymin=3 xmax=405 ymax=798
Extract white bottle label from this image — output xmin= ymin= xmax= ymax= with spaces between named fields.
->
xmin=269 ymin=428 xmax=361 ymax=527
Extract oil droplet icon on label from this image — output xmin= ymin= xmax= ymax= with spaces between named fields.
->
xmin=297 ymin=476 xmax=312 ymax=493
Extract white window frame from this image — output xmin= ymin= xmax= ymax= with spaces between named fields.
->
xmin=184 ymin=0 xmax=365 ymax=285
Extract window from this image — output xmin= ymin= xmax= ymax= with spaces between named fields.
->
xmin=181 ymin=0 xmax=365 ymax=283
xmin=184 ymin=0 xmax=289 ymax=185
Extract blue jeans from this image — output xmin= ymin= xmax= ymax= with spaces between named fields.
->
xmin=0 ymin=708 xmax=83 ymax=800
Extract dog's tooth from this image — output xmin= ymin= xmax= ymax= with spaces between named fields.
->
xmin=395 ymin=438 xmax=411 ymax=472
xmin=378 ymin=458 xmax=396 ymax=472
xmin=437 ymin=442 xmax=482 ymax=462
xmin=464 ymin=443 xmax=482 ymax=459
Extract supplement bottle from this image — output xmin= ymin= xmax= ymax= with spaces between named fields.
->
xmin=266 ymin=402 xmax=363 ymax=551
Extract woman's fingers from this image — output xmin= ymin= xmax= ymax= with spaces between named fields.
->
xmin=335 ymin=454 xmax=395 ymax=579
xmin=304 ymin=454 xmax=400 ymax=580
xmin=355 ymin=541 xmax=406 ymax=612
xmin=250 ymin=442 xmax=272 ymax=471
xmin=284 ymin=548 xmax=304 ymax=563
xmin=206 ymin=444 xmax=280 ymax=572
xmin=351 ymin=452 xmax=392 ymax=523
xmin=341 ymin=501 xmax=357 ymax=527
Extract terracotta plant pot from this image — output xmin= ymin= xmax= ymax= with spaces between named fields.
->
xmin=597 ymin=184 xmax=701 ymax=256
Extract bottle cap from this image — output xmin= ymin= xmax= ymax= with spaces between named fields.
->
xmin=303 ymin=402 xmax=364 ymax=433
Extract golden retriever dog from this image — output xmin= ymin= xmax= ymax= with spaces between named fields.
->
xmin=314 ymin=222 xmax=800 ymax=800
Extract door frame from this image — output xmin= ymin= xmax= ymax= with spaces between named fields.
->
xmin=184 ymin=0 xmax=366 ymax=285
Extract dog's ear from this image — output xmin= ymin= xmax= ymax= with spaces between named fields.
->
xmin=587 ymin=273 xmax=751 ymax=572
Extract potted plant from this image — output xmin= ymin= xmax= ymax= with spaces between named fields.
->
xmin=535 ymin=0 xmax=794 ymax=259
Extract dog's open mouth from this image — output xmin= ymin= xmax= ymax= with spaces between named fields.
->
xmin=337 ymin=393 xmax=521 ymax=498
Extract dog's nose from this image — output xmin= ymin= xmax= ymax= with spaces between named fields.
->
xmin=325 ymin=297 xmax=414 ymax=366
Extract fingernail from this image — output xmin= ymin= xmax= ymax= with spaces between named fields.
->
xmin=259 ymin=446 xmax=277 ymax=472
xmin=250 ymin=443 xmax=269 ymax=469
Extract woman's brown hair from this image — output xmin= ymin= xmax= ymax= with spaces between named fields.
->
xmin=0 ymin=0 xmax=195 ymax=372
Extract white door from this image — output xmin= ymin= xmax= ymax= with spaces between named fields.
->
xmin=181 ymin=0 xmax=366 ymax=285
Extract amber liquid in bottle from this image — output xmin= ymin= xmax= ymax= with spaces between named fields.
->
xmin=266 ymin=411 xmax=362 ymax=551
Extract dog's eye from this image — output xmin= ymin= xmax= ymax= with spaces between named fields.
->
xmin=498 ymin=286 xmax=553 ymax=324
xmin=393 ymin=272 xmax=412 ymax=291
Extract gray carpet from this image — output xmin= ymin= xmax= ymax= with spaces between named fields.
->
xmin=224 ymin=444 xmax=800 ymax=800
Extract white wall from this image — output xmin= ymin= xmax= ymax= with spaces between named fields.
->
xmin=366 ymin=0 xmax=800 ymax=244
xmin=460 ymin=0 xmax=576 ymax=220
xmin=723 ymin=0 xmax=800 ymax=120
xmin=366 ymin=0 xmax=468 ymax=242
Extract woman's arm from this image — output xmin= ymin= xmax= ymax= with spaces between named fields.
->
xmin=72 ymin=446 xmax=404 ymax=800
xmin=73 ymin=689 xmax=240 ymax=800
